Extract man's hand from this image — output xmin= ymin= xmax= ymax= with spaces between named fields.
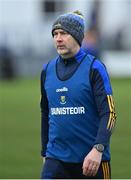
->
xmin=82 ymin=148 xmax=102 ymax=176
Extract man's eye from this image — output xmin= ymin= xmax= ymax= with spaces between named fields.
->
xmin=62 ymin=32 xmax=68 ymax=35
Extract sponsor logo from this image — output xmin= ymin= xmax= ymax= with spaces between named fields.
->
xmin=51 ymin=107 xmax=85 ymax=115
xmin=56 ymin=87 xmax=68 ymax=92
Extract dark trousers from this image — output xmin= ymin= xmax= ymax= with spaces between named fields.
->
xmin=41 ymin=157 xmax=111 ymax=179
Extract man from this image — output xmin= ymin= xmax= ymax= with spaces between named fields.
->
xmin=40 ymin=10 xmax=116 ymax=179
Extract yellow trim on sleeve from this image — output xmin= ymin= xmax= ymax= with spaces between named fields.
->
xmin=102 ymin=162 xmax=111 ymax=179
xmin=107 ymin=95 xmax=116 ymax=130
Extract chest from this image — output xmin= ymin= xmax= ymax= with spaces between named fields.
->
xmin=44 ymin=59 xmax=92 ymax=106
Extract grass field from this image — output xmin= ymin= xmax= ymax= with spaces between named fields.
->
xmin=0 ymin=77 xmax=131 ymax=178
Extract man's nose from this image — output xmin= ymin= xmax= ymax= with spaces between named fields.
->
xmin=56 ymin=34 xmax=62 ymax=41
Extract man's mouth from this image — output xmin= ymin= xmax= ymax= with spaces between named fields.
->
xmin=57 ymin=45 xmax=65 ymax=49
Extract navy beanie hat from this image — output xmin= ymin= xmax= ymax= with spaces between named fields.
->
xmin=52 ymin=10 xmax=84 ymax=46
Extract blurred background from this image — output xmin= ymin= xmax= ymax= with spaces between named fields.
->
xmin=0 ymin=0 xmax=131 ymax=178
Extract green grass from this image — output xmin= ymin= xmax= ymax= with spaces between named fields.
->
xmin=110 ymin=78 xmax=131 ymax=178
xmin=0 ymin=77 xmax=131 ymax=178
xmin=0 ymin=78 xmax=41 ymax=178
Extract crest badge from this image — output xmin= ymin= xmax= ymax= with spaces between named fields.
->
xmin=60 ymin=96 xmax=66 ymax=105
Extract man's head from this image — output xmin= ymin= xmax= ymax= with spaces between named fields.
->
xmin=52 ymin=11 xmax=84 ymax=58
xmin=52 ymin=10 xmax=84 ymax=46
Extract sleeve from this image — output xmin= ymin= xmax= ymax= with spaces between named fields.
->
xmin=90 ymin=59 xmax=116 ymax=147
xmin=40 ymin=65 xmax=49 ymax=157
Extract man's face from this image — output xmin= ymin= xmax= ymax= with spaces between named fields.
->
xmin=53 ymin=29 xmax=79 ymax=58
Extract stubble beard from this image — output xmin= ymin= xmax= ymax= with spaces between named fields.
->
xmin=57 ymin=47 xmax=73 ymax=59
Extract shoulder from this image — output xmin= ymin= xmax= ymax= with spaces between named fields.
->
xmin=86 ymin=54 xmax=96 ymax=63
xmin=41 ymin=64 xmax=47 ymax=78
xmin=41 ymin=56 xmax=59 ymax=81
xmin=42 ymin=56 xmax=59 ymax=72
xmin=41 ymin=56 xmax=59 ymax=72
xmin=91 ymin=59 xmax=109 ymax=78
xmin=91 ymin=59 xmax=112 ymax=94
xmin=92 ymin=59 xmax=106 ymax=71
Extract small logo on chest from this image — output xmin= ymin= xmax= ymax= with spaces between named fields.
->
xmin=56 ymin=87 xmax=68 ymax=92
xmin=60 ymin=96 xmax=66 ymax=104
